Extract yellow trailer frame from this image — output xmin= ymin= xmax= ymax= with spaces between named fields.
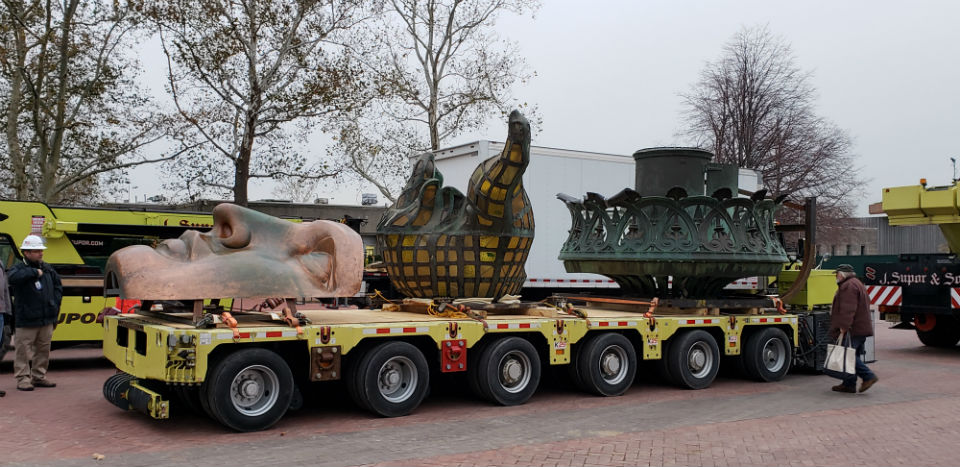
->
xmin=102 ymin=305 xmax=798 ymax=430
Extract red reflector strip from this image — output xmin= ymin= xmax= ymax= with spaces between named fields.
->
xmin=376 ymin=328 xmax=391 ymax=334
xmin=265 ymin=331 xmax=282 ymax=338
xmin=238 ymin=332 xmax=251 ymax=339
xmin=403 ymin=327 xmax=417 ymax=333
xmin=495 ymin=322 xmax=535 ymax=329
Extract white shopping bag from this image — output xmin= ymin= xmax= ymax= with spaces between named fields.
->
xmin=825 ymin=332 xmax=856 ymax=377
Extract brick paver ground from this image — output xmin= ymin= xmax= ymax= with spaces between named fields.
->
xmin=1 ymin=322 xmax=958 ymax=466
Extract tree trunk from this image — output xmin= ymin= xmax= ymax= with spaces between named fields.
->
xmin=6 ymin=41 xmax=26 ymax=199
xmin=235 ymin=138 xmax=252 ymax=207
xmin=234 ymin=109 xmax=258 ymax=206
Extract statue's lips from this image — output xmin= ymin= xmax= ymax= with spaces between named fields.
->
xmin=106 ymin=245 xmax=340 ymax=300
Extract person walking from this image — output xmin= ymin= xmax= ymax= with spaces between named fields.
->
xmin=0 ymin=263 xmax=11 ymax=397
xmin=829 ymin=263 xmax=878 ymax=393
xmin=8 ymin=235 xmax=62 ymax=391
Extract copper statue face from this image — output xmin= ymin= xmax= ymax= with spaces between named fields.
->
xmin=105 ymin=203 xmax=364 ymax=300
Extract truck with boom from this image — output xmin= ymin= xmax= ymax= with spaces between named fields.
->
xmin=864 ymin=180 xmax=960 ymax=347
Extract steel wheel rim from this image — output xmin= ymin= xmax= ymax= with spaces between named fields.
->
xmin=378 ymin=356 xmax=418 ymax=403
xmin=687 ymin=341 xmax=714 ymax=379
xmin=499 ymin=350 xmax=532 ymax=393
xmin=761 ymin=337 xmax=786 ymax=372
xmin=230 ymin=364 xmax=279 ymax=417
xmin=599 ymin=344 xmax=629 ymax=385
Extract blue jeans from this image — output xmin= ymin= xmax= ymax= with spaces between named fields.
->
xmin=841 ymin=335 xmax=876 ymax=389
xmin=0 ymin=313 xmax=4 ymax=343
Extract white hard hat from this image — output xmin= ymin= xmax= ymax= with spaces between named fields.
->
xmin=20 ymin=234 xmax=47 ymax=250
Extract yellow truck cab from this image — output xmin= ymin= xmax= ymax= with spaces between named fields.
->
xmin=0 ymin=200 xmax=218 ymax=353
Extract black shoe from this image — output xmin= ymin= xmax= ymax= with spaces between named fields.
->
xmin=859 ymin=377 xmax=878 ymax=393
xmin=832 ymin=384 xmax=856 ymax=393
xmin=0 ymin=389 xmax=5 ymax=397
xmin=32 ymin=379 xmax=56 ymax=388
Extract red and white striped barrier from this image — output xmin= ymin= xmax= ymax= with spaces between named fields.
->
xmin=866 ymin=285 xmax=902 ymax=306
xmin=951 ymin=288 xmax=960 ymax=309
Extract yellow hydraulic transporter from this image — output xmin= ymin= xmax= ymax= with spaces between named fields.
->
xmin=100 ymin=112 xmax=824 ymax=432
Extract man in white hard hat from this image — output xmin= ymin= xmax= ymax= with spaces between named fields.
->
xmin=7 ymin=235 xmax=62 ymax=391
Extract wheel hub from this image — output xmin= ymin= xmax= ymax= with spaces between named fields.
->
xmin=502 ymin=358 xmax=523 ymax=385
xmin=498 ymin=350 xmax=532 ymax=393
xmin=229 ymin=364 xmax=280 ymax=417
xmin=381 ymin=368 xmax=401 ymax=389
xmin=762 ymin=338 xmax=785 ymax=371
xmin=377 ymin=356 xmax=417 ymax=403
xmin=240 ymin=379 xmax=261 ymax=398
xmin=689 ymin=349 xmax=706 ymax=371
xmin=601 ymin=353 xmax=621 ymax=377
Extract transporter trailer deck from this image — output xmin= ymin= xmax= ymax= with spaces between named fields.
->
xmin=102 ymin=295 xmax=801 ymax=432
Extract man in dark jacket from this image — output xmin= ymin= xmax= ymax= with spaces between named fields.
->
xmin=8 ymin=235 xmax=62 ymax=391
xmin=829 ymin=264 xmax=878 ymax=393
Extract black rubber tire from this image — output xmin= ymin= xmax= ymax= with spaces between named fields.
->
xmin=345 ymin=347 xmax=372 ymax=412
xmin=198 ymin=380 xmax=218 ymax=420
xmin=566 ymin=354 xmax=586 ymax=391
xmin=174 ymin=385 xmax=205 ymax=415
xmin=471 ymin=337 xmax=541 ymax=406
xmin=916 ymin=314 xmax=960 ymax=348
xmin=288 ymin=383 xmax=304 ymax=411
xmin=466 ymin=340 xmax=492 ymax=400
xmin=350 ymin=341 xmax=430 ymax=417
xmin=667 ymin=330 xmax=720 ymax=389
xmin=203 ymin=348 xmax=294 ymax=432
xmin=575 ymin=333 xmax=637 ymax=396
xmin=741 ymin=328 xmax=792 ymax=382
xmin=654 ymin=338 xmax=677 ymax=385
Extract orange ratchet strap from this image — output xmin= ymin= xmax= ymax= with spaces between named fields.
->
xmin=221 ymin=311 xmax=240 ymax=339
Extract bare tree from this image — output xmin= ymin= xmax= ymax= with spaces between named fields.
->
xmin=143 ymin=0 xmax=373 ymax=206
xmin=0 ymin=0 xmax=191 ymax=204
xmin=331 ymin=0 xmax=540 ymax=202
xmin=270 ymin=162 xmax=325 ymax=203
xmin=682 ymin=25 xmax=864 ymax=221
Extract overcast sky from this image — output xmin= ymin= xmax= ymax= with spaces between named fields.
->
xmin=131 ymin=0 xmax=960 ymax=214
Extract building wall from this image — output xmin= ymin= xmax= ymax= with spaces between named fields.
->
xmin=817 ymin=216 xmax=948 ymax=257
